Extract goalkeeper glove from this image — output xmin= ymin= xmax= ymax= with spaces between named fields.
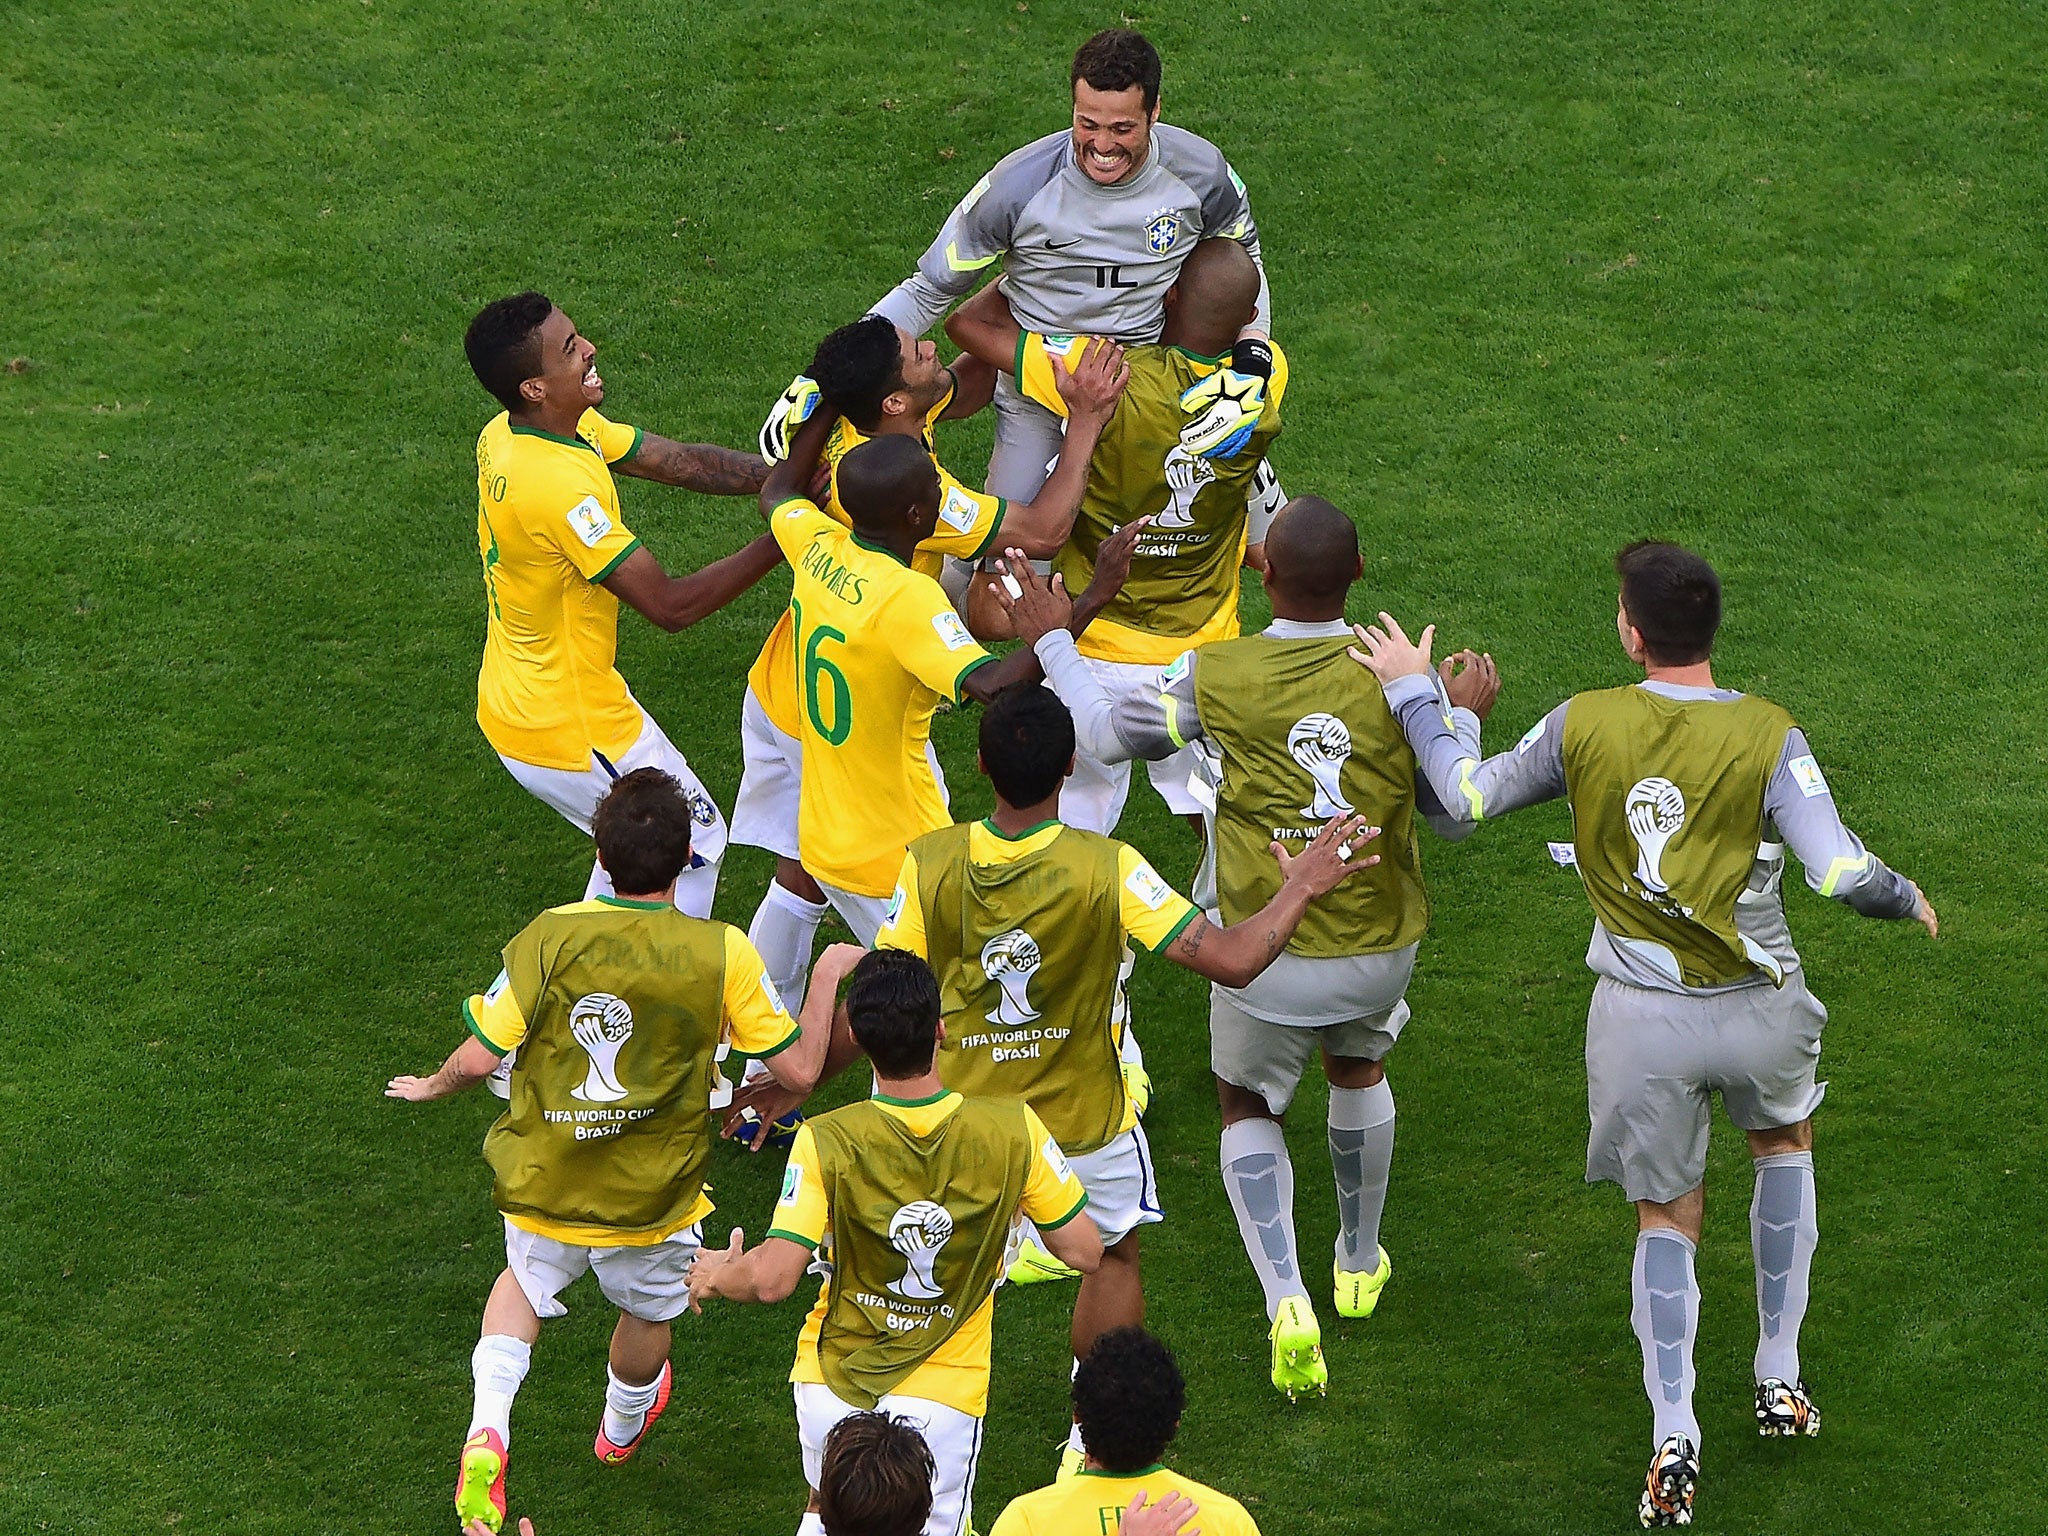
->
xmin=1177 ymin=366 xmax=1265 ymax=460
xmin=758 ymin=374 xmax=821 ymax=463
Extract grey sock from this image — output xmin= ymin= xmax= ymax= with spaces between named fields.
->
xmin=1752 ymin=1151 xmax=1818 ymax=1384
xmin=1220 ymin=1118 xmax=1304 ymax=1319
xmin=1328 ymin=1079 xmax=1395 ymax=1271
xmin=1632 ymin=1229 xmax=1701 ymax=1449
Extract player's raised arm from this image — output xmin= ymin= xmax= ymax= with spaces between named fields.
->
xmin=758 ymin=406 xmax=841 ymax=521
xmin=613 ymin=434 xmax=770 ymax=493
xmin=600 ymin=535 xmax=783 ymax=634
xmin=869 ymin=146 xmax=1041 ymax=338
xmin=1159 ymin=814 xmax=1380 ymax=989
xmin=942 ymin=279 xmax=1025 ymax=373
xmin=956 ymin=524 xmax=1146 ymax=704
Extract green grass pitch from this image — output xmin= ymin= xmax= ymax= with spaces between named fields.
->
xmin=4 ymin=0 xmax=2043 ymax=1531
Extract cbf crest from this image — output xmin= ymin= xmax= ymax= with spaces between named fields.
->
xmin=1144 ymin=209 xmax=1183 ymax=255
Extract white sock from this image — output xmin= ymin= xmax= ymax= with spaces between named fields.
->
xmin=796 ymin=1512 xmax=826 ymax=1536
xmin=1328 ymin=1078 xmax=1395 ymax=1272
xmin=1632 ymin=1229 xmax=1701 ymax=1449
xmin=672 ymin=854 xmax=720 ymax=919
xmin=468 ymin=1334 xmax=531 ymax=1442
xmin=1219 ymin=1118 xmax=1305 ymax=1319
xmin=749 ymin=879 xmax=829 ymax=1018
xmin=1752 ymin=1151 xmax=1818 ymax=1384
xmin=602 ymin=1362 xmax=664 ymax=1447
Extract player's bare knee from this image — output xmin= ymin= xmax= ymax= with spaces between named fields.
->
xmin=1746 ymin=1118 xmax=1813 ymax=1158
xmin=1323 ymin=1052 xmax=1383 ymax=1089
xmin=1215 ymin=1074 xmax=1280 ymax=1125
xmin=773 ymin=858 xmax=825 ymax=905
xmin=1636 ymin=1186 xmax=1705 ymax=1243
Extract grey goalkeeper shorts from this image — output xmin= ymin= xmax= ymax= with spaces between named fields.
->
xmin=1585 ymin=973 xmax=1828 ymax=1204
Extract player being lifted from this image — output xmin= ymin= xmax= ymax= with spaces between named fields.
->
xmin=946 ymin=237 xmax=1284 ymax=836
xmin=689 ymin=948 xmax=1103 ymax=1536
xmin=464 ymin=292 xmax=777 ymax=917
xmin=385 ymin=770 xmax=827 ymax=1532
xmin=738 ymin=317 xmax=1127 ymax=1017
xmin=869 ymin=29 xmax=1277 ymax=519
xmin=873 ymin=670 xmax=1374 ymax=1470
xmin=1025 ymin=497 xmax=1489 ymax=1399
xmin=1353 ymin=542 xmax=1938 ymax=1527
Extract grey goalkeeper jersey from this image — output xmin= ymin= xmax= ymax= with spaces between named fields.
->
xmin=871 ymin=126 xmax=1268 ymax=344
xmin=1382 ymin=673 xmax=1921 ymax=995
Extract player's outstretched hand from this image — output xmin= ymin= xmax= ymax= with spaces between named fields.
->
xmin=1272 ymin=812 xmax=1380 ymax=899
xmin=1910 ymin=881 xmax=1939 ymax=938
xmin=1348 ymin=612 xmax=1435 ymax=683
xmin=1054 ymin=337 xmax=1130 ymax=422
xmin=992 ymin=549 xmax=1074 ymax=645
xmin=687 ymin=1227 xmax=745 ymax=1313
xmin=1087 ymin=516 xmax=1150 ymax=605
xmin=385 ymin=1074 xmax=439 ymax=1102
xmin=1122 ymin=1490 xmax=1202 ymax=1536
xmin=759 ymin=374 xmax=821 ymax=464
xmin=1440 ymin=648 xmax=1500 ymax=719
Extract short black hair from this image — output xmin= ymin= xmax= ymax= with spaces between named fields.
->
xmin=466 ymin=291 xmax=554 ymax=412
xmin=835 ymin=435 xmax=938 ymax=533
xmin=979 ymin=684 xmax=1075 ymax=810
xmin=818 ymin=1412 xmax=935 ymax=1536
xmin=1264 ymin=495 xmax=1357 ymax=605
xmin=1615 ymin=540 xmax=1721 ymax=666
xmin=1072 ymin=28 xmax=1162 ymax=112
xmin=846 ymin=949 xmax=942 ymax=1079
xmin=1073 ymin=1327 xmax=1186 ymax=1472
xmin=591 ymin=768 xmax=694 ymax=896
xmin=811 ymin=316 xmax=904 ymax=433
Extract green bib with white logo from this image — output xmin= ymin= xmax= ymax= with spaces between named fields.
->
xmin=486 ymin=903 xmax=729 ymax=1237
xmin=1194 ymin=635 xmax=1430 ymax=958
xmin=1562 ymin=687 xmax=1794 ymax=988
xmin=806 ymin=1095 xmax=1035 ymax=1409
xmin=912 ymin=821 xmax=1132 ymax=1154
xmin=1053 ymin=346 xmax=1281 ymax=639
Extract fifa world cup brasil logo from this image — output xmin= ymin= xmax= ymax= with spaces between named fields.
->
xmin=886 ymin=1200 xmax=955 ymax=1300
xmin=1288 ymin=713 xmax=1356 ymax=820
xmin=1625 ymin=777 xmax=1687 ymax=894
xmin=980 ymin=929 xmax=1042 ymax=1026
xmin=568 ymin=992 xmax=634 ymax=1103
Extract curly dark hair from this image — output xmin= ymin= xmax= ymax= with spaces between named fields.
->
xmin=810 ymin=316 xmax=904 ymax=433
xmin=1074 ymin=1326 xmax=1187 ymax=1472
xmin=591 ymin=768 xmax=695 ymax=895
xmin=818 ymin=1411 xmax=935 ymax=1536
xmin=465 ymin=290 xmax=554 ymax=412
xmin=1071 ymin=29 xmax=1162 ymax=112
xmin=980 ymin=683 xmax=1075 ymax=810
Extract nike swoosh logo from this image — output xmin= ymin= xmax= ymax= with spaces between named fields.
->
xmin=1043 ymin=237 xmax=1084 ymax=250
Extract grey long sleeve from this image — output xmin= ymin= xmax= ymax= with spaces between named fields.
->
xmin=1762 ymin=729 xmax=1919 ymax=918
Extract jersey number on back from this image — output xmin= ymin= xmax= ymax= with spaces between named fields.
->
xmin=791 ymin=598 xmax=853 ymax=746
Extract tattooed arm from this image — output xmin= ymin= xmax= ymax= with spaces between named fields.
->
xmin=1162 ymin=815 xmax=1379 ymax=989
xmin=615 ymin=434 xmax=770 ymax=495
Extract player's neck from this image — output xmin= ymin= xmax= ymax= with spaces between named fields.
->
xmin=509 ymin=398 xmax=584 ymax=441
xmin=875 ymin=1067 xmax=946 ymax=1101
xmin=1642 ymin=660 xmax=1717 ymax=688
xmin=851 ymin=521 xmax=920 ymax=564
xmin=1162 ymin=325 xmax=1237 ymax=361
xmin=1270 ymin=594 xmax=1346 ymax=625
xmin=988 ymin=794 xmax=1061 ymax=837
xmin=611 ymin=883 xmax=677 ymax=906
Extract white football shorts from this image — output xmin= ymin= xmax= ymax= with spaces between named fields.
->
xmin=794 ymin=1379 xmax=983 ymax=1536
xmin=503 ymin=1218 xmax=702 ymax=1324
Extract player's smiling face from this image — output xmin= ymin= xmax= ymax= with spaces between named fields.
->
xmin=528 ymin=306 xmax=604 ymax=412
xmin=1071 ymin=81 xmax=1156 ymax=185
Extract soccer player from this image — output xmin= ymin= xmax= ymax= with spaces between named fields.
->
xmin=988 ymin=1327 xmax=1259 ymax=1536
xmin=464 ymin=291 xmax=777 ymax=919
xmin=688 ymin=947 xmax=1104 ymax=1536
xmin=945 ymin=237 xmax=1284 ymax=834
xmin=385 ymin=769 xmax=828 ymax=1533
xmin=871 ymin=28 xmax=1273 ymax=511
xmin=1352 ymin=542 xmax=1939 ymax=1527
xmin=745 ymin=408 xmax=1142 ymax=953
xmin=1013 ymin=497 xmax=1488 ymax=1400
xmin=874 ymin=673 xmax=1374 ymax=1464
xmin=737 ymin=316 xmax=1128 ymax=1015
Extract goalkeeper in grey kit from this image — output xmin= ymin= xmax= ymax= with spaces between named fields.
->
xmin=1352 ymin=541 xmax=1937 ymax=1529
xmin=869 ymin=27 xmax=1284 ymax=519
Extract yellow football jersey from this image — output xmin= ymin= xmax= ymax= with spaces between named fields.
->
xmin=766 ymin=497 xmax=995 ymax=896
xmin=745 ymin=391 xmax=1004 ymax=739
xmin=769 ymin=1092 xmax=1086 ymax=1418
xmin=989 ymin=1466 xmax=1264 ymax=1536
xmin=475 ymin=408 xmax=647 ymax=770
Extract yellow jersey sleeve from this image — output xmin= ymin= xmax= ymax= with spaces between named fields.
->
xmin=769 ymin=495 xmax=834 ymax=562
xmin=765 ymin=1123 xmax=828 ymax=1249
xmin=986 ymin=1497 xmax=1033 ymax=1536
xmin=1013 ymin=332 xmax=1105 ymax=420
xmin=1115 ymin=844 xmax=1201 ymax=953
xmin=722 ymin=927 xmax=799 ymax=1057
xmin=873 ymin=850 xmax=928 ymax=957
xmin=1019 ymin=1104 xmax=1089 ymax=1229
xmin=927 ymin=465 xmax=1006 ymax=562
xmin=532 ymin=476 xmax=640 ymax=584
xmin=890 ymin=580 xmax=994 ymax=703
xmin=577 ymin=408 xmax=645 ymax=466
xmin=463 ymin=967 xmax=527 ymax=1056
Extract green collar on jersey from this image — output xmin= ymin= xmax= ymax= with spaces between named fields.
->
xmin=979 ymin=816 xmax=1063 ymax=842
xmin=849 ymin=530 xmax=909 ymax=566
xmin=1169 ymin=344 xmax=1228 ymax=366
xmin=508 ymin=422 xmax=596 ymax=452
xmin=872 ymin=1088 xmax=955 ymax=1108
xmin=596 ymin=894 xmax=670 ymax=910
